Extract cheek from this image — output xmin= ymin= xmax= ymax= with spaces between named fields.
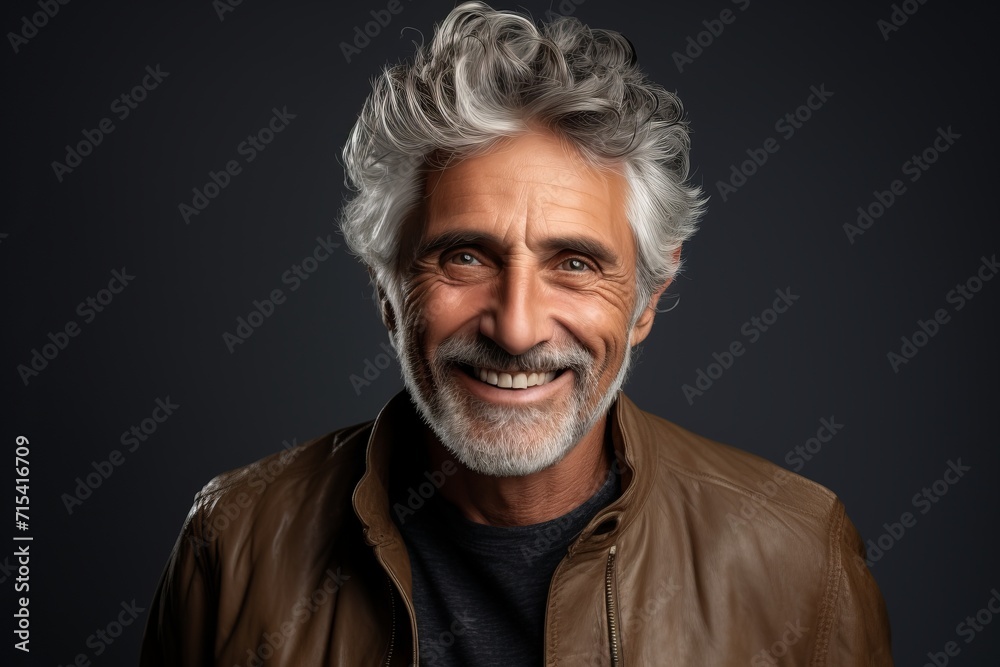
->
xmin=404 ymin=281 xmax=484 ymax=346
xmin=553 ymin=288 xmax=633 ymax=354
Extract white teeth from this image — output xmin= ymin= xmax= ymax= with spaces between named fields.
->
xmin=473 ymin=367 xmax=561 ymax=389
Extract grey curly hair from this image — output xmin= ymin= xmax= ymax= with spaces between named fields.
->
xmin=340 ymin=1 xmax=706 ymax=331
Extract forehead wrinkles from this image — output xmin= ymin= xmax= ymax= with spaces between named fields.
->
xmin=425 ymin=162 xmax=616 ymax=237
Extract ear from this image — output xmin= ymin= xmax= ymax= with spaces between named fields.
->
xmin=629 ymin=247 xmax=682 ymax=348
xmin=369 ymin=269 xmax=397 ymax=333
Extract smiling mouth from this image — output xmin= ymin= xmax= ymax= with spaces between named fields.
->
xmin=459 ymin=364 xmax=567 ymax=389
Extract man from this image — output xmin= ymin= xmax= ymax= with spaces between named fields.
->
xmin=141 ymin=2 xmax=893 ymax=665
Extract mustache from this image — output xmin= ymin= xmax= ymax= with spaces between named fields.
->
xmin=435 ymin=334 xmax=593 ymax=374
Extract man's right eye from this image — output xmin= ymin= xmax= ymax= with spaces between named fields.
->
xmin=449 ymin=252 xmax=481 ymax=266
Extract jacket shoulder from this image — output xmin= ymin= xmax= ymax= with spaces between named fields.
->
xmin=141 ymin=418 xmax=379 ymax=665
xmin=614 ymin=397 xmax=893 ymax=663
xmin=627 ymin=400 xmax=839 ymax=521
xmin=188 ymin=418 xmax=375 ymax=541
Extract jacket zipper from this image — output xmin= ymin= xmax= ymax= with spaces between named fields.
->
xmin=384 ymin=576 xmax=396 ymax=667
xmin=605 ymin=545 xmax=620 ymax=666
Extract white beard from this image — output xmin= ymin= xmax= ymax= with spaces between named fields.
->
xmin=392 ymin=316 xmax=636 ymax=477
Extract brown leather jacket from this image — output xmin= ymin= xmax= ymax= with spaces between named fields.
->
xmin=139 ymin=390 xmax=893 ymax=666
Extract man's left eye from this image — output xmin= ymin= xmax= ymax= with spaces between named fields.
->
xmin=562 ymin=258 xmax=592 ymax=272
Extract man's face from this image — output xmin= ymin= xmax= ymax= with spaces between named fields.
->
xmin=391 ymin=131 xmax=656 ymax=477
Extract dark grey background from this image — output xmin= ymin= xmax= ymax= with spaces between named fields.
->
xmin=3 ymin=0 xmax=998 ymax=664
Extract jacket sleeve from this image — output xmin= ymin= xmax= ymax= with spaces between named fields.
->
xmin=815 ymin=501 xmax=894 ymax=665
xmin=139 ymin=493 xmax=217 ymax=667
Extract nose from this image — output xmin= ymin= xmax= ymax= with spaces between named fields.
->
xmin=479 ymin=264 xmax=552 ymax=356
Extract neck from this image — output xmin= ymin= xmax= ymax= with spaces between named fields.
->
xmin=427 ymin=417 xmax=612 ymax=527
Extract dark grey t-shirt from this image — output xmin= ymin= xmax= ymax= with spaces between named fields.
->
xmin=392 ymin=465 xmax=621 ymax=667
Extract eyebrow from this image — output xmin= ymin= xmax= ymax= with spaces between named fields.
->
xmin=413 ymin=230 xmax=622 ymax=266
